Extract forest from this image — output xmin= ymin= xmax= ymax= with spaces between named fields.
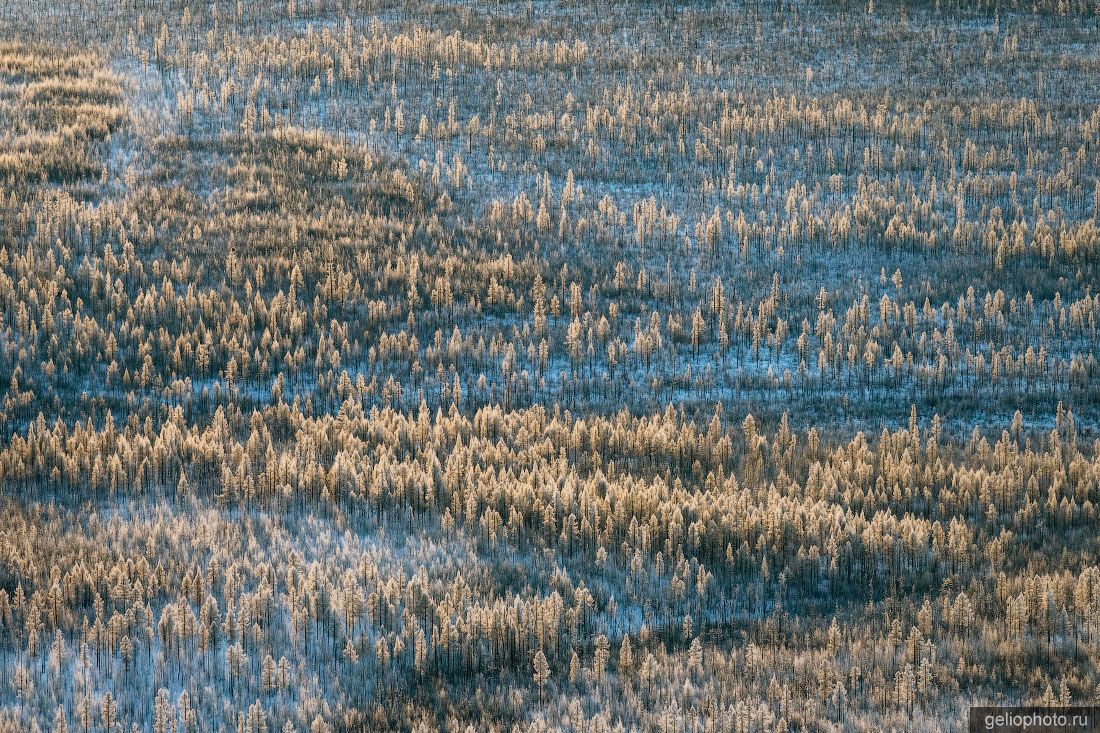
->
xmin=0 ymin=0 xmax=1099 ymax=730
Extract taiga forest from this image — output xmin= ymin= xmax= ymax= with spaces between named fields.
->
xmin=1 ymin=0 xmax=1099 ymax=730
